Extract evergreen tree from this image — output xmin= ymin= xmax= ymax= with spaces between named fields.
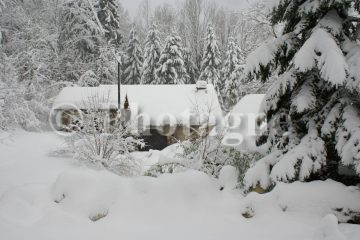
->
xmin=155 ymin=32 xmax=188 ymax=84
xmin=199 ymin=24 xmax=222 ymax=91
xmin=244 ymin=0 xmax=360 ymax=190
xmin=122 ymin=29 xmax=143 ymax=84
xmin=58 ymin=0 xmax=105 ymax=82
xmin=96 ymin=0 xmax=123 ymax=47
xmin=183 ymin=46 xmax=199 ymax=84
xmin=221 ymin=37 xmax=242 ymax=111
xmin=141 ymin=24 xmax=162 ymax=84
xmin=59 ymin=0 xmax=103 ymax=59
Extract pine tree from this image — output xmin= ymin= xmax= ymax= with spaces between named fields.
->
xmin=141 ymin=24 xmax=162 ymax=84
xmin=182 ymin=46 xmax=199 ymax=84
xmin=59 ymin=0 xmax=103 ymax=59
xmin=199 ymin=24 xmax=222 ymax=91
xmin=155 ymin=32 xmax=188 ymax=84
xmin=221 ymin=38 xmax=242 ymax=111
xmin=96 ymin=0 xmax=123 ymax=47
xmin=244 ymin=0 xmax=360 ymax=190
xmin=122 ymin=29 xmax=143 ymax=85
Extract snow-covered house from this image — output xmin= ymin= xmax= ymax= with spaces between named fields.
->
xmin=53 ymin=82 xmax=223 ymax=150
xmin=221 ymin=94 xmax=266 ymax=151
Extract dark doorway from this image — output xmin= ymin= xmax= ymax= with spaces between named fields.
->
xmin=141 ymin=128 xmax=168 ymax=151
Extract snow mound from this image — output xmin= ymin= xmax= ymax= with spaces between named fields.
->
xmin=51 ymin=169 xmax=222 ymax=221
xmin=241 ymin=180 xmax=360 ymax=220
xmin=218 ymin=166 xmax=239 ymax=190
xmin=313 ymin=214 xmax=347 ymax=240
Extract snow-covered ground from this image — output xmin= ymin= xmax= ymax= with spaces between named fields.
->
xmin=0 ymin=131 xmax=360 ymax=240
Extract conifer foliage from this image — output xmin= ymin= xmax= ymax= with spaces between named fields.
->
xmin=141 ymin=24 xmax=162 ymax=84
xmin=96 ymin=0 xmax=123 ymax=47
xmin=221 ymin=38 xmax=243 ymax=111
xmin=122 ymin=29 xmax=143 ymax=85
xmin=199 ymin=24 xmax=222 ymax=91
xmin=244 ymin=0 xmax=360 ymax=190
xmin=183 ymin=47 xmax=199 ymax=84
xmin=155 ymin=33 xmax=188 ymax=84
xmin=59 ymin=0 xmax=103 ymax=58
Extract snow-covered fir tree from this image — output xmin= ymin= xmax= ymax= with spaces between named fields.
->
xmin=199 ymin=24 xmax=222 ymax=91
xmin=244 ymin=0 xmax=360 ymax=190
xmin=59 ymin=0 xmax=103 ymax=59
xmin=58 ymin=0 xmax=106 ymax=82
xmin=122 ymin=28 xmax=143 ymax=84
xmin=141 ymin=24 xmax=162 ymax=84
xmin=78 ymin=70 xmax=100 ymax=87
xmin=96 ymin=0 xmax=123 ymax=47
xmin=221 ymin=38 xmax=242 ymax=111
xmin=155 ymin=32 xmax=188 ymax=84
xmin=182 ymin=46 xmax=199 ymax=84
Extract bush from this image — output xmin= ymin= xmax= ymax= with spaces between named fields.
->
xmin=177 ymin=135 xmax=263 ymax=186
xmin=65 ymin=97 xmax=144 ymax=176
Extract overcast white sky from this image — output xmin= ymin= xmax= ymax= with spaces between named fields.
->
xmin=122 ymin=0 xmax=250 ymax=18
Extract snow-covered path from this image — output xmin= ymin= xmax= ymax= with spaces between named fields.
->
xmin=0 ymin=131 xmax=359 ymax=240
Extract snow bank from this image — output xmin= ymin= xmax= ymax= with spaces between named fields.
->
xmin=241 ymin=180 xmax=360 ymax=222
xmin=218 ymin=165 xmax=239 ymax=190
xmin=313 ymin=214 xmax=347 ymax=240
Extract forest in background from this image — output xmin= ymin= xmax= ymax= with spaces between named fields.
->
xmin=0 ymin=0 xmax=272 ymax=131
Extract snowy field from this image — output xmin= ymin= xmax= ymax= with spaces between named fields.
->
xmin=0 ymin=131 xmax=360 ymax=240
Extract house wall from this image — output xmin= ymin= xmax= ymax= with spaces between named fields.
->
xmin=142 ymin=124 xmax=215 ymax=150
xmin=57 ymin=109 xmax=215 ymax=150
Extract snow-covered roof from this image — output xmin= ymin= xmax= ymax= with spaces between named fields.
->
xmin=53 ymin=84 xmax=223 ymax=126
xmin=219 ymin=94 xmax=266 ymax=151
xmin=230 ymin=94 xmax=265 ymax=114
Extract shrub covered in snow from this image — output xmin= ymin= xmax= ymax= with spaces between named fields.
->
xmin=177 ymin=133 xmax=261 ymax=184
xmin=244 ymin=0 xmax=360 ymax=190
xmin=144 ymin=162 xmax=188 ymax=177
xmin=65 ymin=96 xmax=144 ymax=176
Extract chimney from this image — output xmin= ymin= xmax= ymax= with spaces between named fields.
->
xmin=196 ymin=80 xmax=207 ymax=91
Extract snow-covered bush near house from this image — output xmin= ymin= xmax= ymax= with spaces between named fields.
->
xmin=176 ymin=133 xmax=260 ymax=183
xmin=244 ymin=0 xmax=360 ymax=189
xmin=65 ymin=96 xmax=144 ymax=176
